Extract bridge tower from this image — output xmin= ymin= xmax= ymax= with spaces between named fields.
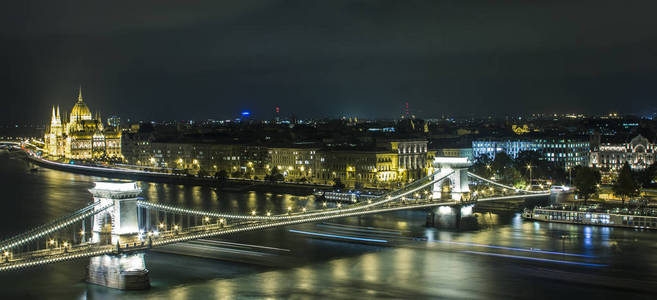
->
xmin=432 ymin=157 xmax=472 ymax=201
xmin=89 ymin=181 xmax=141 ymax=245
xmin=87 ymin=181 xmax=150 ymax=290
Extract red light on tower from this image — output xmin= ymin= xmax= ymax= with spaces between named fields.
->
xmin=276 ymin=106 xmax=280 ymax=113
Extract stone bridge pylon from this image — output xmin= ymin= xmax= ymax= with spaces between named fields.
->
xmin=432 ymin=157 xmax=472 ymax=201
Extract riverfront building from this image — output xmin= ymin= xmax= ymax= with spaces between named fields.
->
xmin=590 ymin=134 xmax=656 ymax=171
xmin=472 ymin=137 xmax=590 ymax=168
xmin=121 ymin=135 xmax=428 ymax=188
xmin=44 ymin=89 xmax=121 ymax=160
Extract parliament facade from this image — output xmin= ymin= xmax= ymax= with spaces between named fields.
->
xmin=44 ymin=89 xmax=121 ymax=160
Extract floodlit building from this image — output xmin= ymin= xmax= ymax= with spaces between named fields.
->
xmin=590 ymin=134 xmax=656 ymax=171
xmin=472 ymin=137 xmax=589 ymax=168
xmin=44 ymin=88 xmax=121 ymax=160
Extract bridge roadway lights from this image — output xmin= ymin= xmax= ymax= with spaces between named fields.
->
xmin=86 ymin=253 xmax=150 ymax=290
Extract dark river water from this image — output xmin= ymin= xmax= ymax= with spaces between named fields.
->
xmin=1 ymin=150 xmax=656 ymax=299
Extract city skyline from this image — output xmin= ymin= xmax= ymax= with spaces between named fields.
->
xmin=3 ymin=1 xmax=657 ymax=123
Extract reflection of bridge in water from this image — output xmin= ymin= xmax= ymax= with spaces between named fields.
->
xmin=0 ymin=156 xmax=550 ymax=289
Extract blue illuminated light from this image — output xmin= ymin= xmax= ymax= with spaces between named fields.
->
xmin=460 ymin=251 xmax=607 ymax=267
xmin=241 ymin=111 xmax=251 ymax=116
xmin=432 ymin=240 xmax=595 ymax=258
xmin=288 ymin=229 xmax=388 ymax=243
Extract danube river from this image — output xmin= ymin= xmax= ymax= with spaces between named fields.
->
xmin=1 ymin=150 xmax=656 ymax=299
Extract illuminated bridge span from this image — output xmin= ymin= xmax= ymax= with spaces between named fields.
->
xmin=0 ymin=158 xmax=550 ymax=289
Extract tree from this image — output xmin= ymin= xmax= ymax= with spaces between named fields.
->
xmin=514 ymin=150 xmax=543 ymax=177
xmin=612 ymin=163 xmax=640 ymax=206
xmin=491 ymin=152 xmax=513 ymax=175
xmin=215 ymin=170 xmax=228 ymax=184
xmin=333 ymin=177 xmax=345 ymax=190
xmin=501 ymin=167 xmax=525 ymax=188
xmin=573 ymin=166 xmax=601 ymax=205
xmin=471 ymin=154 xmax=493 ymax=178
xmin=268 ymin=167 xmax=284 ymax=182
xmin=635 ymin=163 xmax=657 ymax=188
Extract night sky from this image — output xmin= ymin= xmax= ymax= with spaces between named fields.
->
xmin=2 ymin=0 xmax=657 ymax=123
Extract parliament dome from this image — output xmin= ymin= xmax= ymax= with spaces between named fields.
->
xmin=70 ymin=88 xmax=92 ymax=122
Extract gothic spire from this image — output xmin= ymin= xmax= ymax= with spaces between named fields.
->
xmin=78 ymin=85 xmax=83 ymax=102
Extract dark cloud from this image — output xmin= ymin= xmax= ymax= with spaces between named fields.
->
xmin=2 ymin=0 xmax=657 ymax=123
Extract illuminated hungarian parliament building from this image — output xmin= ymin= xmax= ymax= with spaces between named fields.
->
xmin=44 ymin=89 xmax=122 ymax=160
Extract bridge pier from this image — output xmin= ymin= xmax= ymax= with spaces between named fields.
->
xmin=426 ymin=212 xmax=435 ymax=227
xmin=429 ymin=204 xmax=475 ymax=230
xmin=86 ymin=253 xmax=150 ymax=290
xmin=85 ymin=181 xmax=150 ymax=290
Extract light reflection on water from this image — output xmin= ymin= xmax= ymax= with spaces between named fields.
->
xmin=1 ymin=152 xmax=657 ymax=299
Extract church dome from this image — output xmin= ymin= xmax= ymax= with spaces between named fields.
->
xmin=70 ymin=88 xmax=92 ymax=122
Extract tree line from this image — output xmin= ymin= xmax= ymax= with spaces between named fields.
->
xmin=471 ymin=151 xmax=657 ymax=206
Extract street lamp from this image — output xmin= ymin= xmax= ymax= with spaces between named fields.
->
xmin=251 ymin=210 xmax=257 ymax=216
xmin=337 ymin=203 xmax=342 ymax=209
xmin=302 ymin=207 xmax=307 ymax=213
xmin=526 ymin=164 xmax=532 ymax=187
xmin=267 ymin=211 xmax=271 ymax=217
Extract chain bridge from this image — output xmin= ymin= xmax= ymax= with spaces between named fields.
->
xmin=0 ymin=156 xmax=551 ymax=289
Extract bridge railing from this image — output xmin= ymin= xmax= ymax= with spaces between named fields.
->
xmin=467 ymin=172 xmax=549 ymax=194
xmin=133 ymin=170 xmax=455 ymax=229
xmin=0 ymin=202 xmax=112 ymax=251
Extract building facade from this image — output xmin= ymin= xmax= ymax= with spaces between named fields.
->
xmin=389 ymin=140 xmax=428 ymax=182
xmin=472 ymin=138 xmax=589 ymax=168
xmin=121 ymin=136 xmax=428 ymax=188
xmin=590 ymin=135 xmax=655 ymax=171
xmin=44 ymin=89 xmax=121 ymax=160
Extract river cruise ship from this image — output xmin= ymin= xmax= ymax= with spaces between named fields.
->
xmin=522 ymin=206 xmax=657 ymax=230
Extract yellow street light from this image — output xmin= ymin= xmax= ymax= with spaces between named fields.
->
xmin=204 ymin=217 xmax=210 ymax=222
xmin=267 ymin=211 xmax=271 ymax=217
xmin=49 ymin=239 xmax=55 ymax=245
xmin=3 ymin=251 xmax=8 ymax=257
xmin=174 ymin=225 xmax=179 ymax=230
xmin=322 ymin=202 xmax=327 ymax=207
xmin=287 ymin=206 xmax=292 ymax=212
xmin=302 ymin=207 xmax=307 ymax=213
xmin=63 ymin=242 xmax=69 ymax=248
xmin=337 ymin=203 xmax=342 ymax=208
xmin=251 ymin=210 xmax=256 ymax=216
xmin=159 ymin=223 xmax=164 ymax=228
